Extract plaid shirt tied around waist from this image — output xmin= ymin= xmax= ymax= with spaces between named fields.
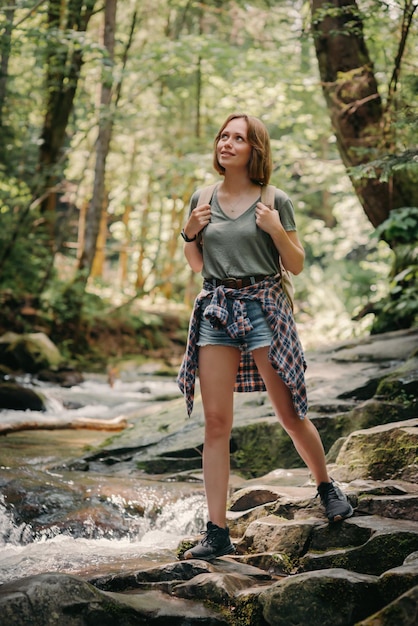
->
xmin=177 ymin=277 xmax=308 ymax=419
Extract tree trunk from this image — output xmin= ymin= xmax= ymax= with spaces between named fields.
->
xmin=160 ymin=197 xmax=180 ymax=299
xmin=118 ymin=204 xmax=133 ymax=288
xmin=135 ymin=185 xmax=152 ymax=291
xmin=37 ymin=0 xmax=96 ymax=210
xmin=90 ymin=196 xmax=109 ymax=278
xmin=77 ymin=0 xmax=117 ymax=278
xmin=311 ymin=0 xmax=418 ymax=228
xmin=0 ymin=4 xmax=15 ymax=134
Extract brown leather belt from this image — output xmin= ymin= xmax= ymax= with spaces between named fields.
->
xmin=205 ymin=275 xmax=270 ymax=289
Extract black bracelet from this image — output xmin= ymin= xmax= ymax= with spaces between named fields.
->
xmin=180 ymin=229 xmax=197 ymax=242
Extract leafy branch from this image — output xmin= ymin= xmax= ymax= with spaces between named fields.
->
xmin=349 ymin=149 xmax=418 ymax=183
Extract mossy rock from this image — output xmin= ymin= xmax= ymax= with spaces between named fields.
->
xmin=233 ymin=591 xmax=268 ymax=626
xmin=230 ymin=422 xmax=300 ymax=478
xmin=375 ymin=356 xmax=418 ymax=411
xmin=335 ymin=419 xmax=418 ymax=481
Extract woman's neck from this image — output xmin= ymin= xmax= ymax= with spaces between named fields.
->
xmin=216 ymin=175 xmax=262 ymax=217
xmin=220 ymin=174 xmax=259 ymax=195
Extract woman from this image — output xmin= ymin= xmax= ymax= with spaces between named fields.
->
xmin=177 ymin=113 xmax=353 ymax=561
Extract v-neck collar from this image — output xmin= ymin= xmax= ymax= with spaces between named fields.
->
xmin=214 ymin=188 xmax=261 ymax=221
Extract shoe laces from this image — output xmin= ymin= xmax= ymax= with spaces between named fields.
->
xmin=317 ymin=482 xmax=339 ymax=504
xmin=325 ymin=485 xmax=340 ymax=502
xmin=200 ymin=525 xmax=223 ymax=546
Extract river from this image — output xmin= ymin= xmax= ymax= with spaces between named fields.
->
xmin=0 ymin=372 xmax=207 ymax=585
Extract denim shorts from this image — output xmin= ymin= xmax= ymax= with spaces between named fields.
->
xmin=197 ymin=299 xmax=273 ymax=351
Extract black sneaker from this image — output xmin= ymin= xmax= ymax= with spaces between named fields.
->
xmin=183 ymin=521 xmax=235 ymax=561
xmin=317 ymin=480 xmax=354 ymax=523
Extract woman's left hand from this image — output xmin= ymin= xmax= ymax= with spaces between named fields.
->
xmin=255 ymin=201 xmax=283 ymax=235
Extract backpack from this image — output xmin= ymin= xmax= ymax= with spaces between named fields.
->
xmin=196 ymin=183 xmax=295 ymax=310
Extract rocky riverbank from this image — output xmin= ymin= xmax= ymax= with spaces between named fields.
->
xmin=0 ymin=327 xmax=417 ymax=625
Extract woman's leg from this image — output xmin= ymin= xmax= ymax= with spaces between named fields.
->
xmin=251 ymin=346 xmax=329 ymax=485
xmin=251 ymin=346 xmax=353 ymax=522
xmin=198 ymin=344 xmax=241 ymax=527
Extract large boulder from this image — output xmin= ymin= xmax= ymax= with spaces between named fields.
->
xmin=259 ymin=568 xmax=382 ymax=626
xmin=0 ymin=381 xmax=46 ymax=411
xmin=378 ymin=551 xmax=418 ymax=604
xmin=299 ymin=515 xmax=418 ymax=576
xmin=332 ymin=418 xmax=418 ymax=482
xmin=0 ymin=332 xmax=63 ymax=373
xmin=0 ymin=573 xmax=141 ymax=626
xmin=0 ymin=572 xmax=230 ymax=626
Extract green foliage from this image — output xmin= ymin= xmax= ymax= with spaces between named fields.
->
xmin=1 ymin=0 xmax=417 ymax=353
xmin=0 ymin=177 xmax=53 ymax=295
xmin=371 ymin=253 xmax=418 ymax=334
xmin=290 ymin=172 xmax=393 ymax=346
xmin=373 ymin=206 xmax=418 ymax=245
xmin=36 ymin=275 xmax=171 ymax=364
xmin=370 ymin=208 xmax=418 ymax=333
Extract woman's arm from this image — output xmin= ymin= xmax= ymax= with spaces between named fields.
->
xmin=184 ymin=240 xmax=203 ymax=272
xmin=270 ymin=228 xmax=305 ymax=275
xmin=182 ymin=199 xmax=212 ymax=272
xmin=255 ymin=201 xmax=305 ymax=275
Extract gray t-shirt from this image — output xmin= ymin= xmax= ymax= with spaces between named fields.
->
xmin=188 ymin=186 xmax=297 ymax=279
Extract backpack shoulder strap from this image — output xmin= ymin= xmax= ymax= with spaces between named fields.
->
xmin=197 ymin=183 xmax=219 ymax=206
xmin=261 ymin=184 xmax=295 ymax=309
xmin=260 ymin=184 xmax=276 ymax=209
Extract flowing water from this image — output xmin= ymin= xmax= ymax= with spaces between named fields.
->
xmin=0 ymin=492 xmax=206 ymax=583
xmin=0 ymin=373 xmax=206 ymax=585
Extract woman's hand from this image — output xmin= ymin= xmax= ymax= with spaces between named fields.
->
xmin=255 ymin=200 xmax=283 ymax=235
xmin=183 ymin=203 xmax=211 ymax=240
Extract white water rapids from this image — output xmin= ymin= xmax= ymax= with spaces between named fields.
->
xmin=0 ymin=492 xmax=206 ymax=584
xmin=0 ymin=373 xmax=207 ymax=585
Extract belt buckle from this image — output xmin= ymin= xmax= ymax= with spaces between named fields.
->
xmin=223 ymin=277 xmax=238 ymax=288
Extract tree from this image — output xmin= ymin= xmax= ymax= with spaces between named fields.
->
xmin=36 ymin=0 xmax=97 ymax=221
xmin=310 ymin=0 xmax=418 ymax=229
xmin=77 ymin=0 xmax=117 ymax=281
xmin=0 ymin=0 xmax=97 ymax=291
xmin=1 ymin=0 xmax=416 ymax=347
xmin=0 ymin=1 xmax=15 ymax=133
xmin=311 ymin=0 xmax=418 ymax=331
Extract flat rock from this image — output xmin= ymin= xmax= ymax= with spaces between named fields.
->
xmin=300 ymin=515 xmax=418 ymax=575
xmin=237 ymin=514 xmax=324 ymax=558
xmin=171 ymin=571 xmax=256 ymax=603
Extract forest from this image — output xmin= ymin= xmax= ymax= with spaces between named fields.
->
xmin=0 ymin=0 xmax=417 ymax=366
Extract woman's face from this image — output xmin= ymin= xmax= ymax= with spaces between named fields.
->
xmin=216 ymin=117 xmax=252 ymax=171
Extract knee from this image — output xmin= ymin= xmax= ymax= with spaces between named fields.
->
xmin=204 ymin=411 xmax=232 ymax=442
xmin=277 ymin=411 xmax=306 ymax=437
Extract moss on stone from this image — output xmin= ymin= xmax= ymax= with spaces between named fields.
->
xmin=365 ymin=431 xmax=418 ymax=480
xmin=271 ymin=552 xmax=298 ymax=575
xmin=376 ymin=357 xmax=418 ymax=409
xmin=232 ymin=595 xmax=268 ymax=626
xmin=230 ymin=422 xmax=299 ymax=478
xmin=175 ymin=538 xmax=195 ymax=560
